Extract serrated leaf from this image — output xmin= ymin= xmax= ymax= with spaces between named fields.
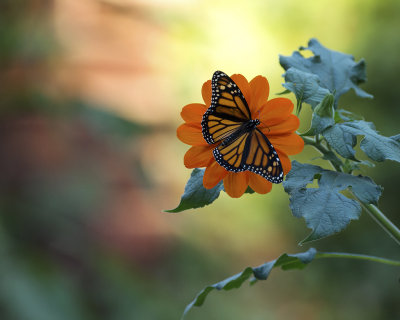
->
xmin=282 ymin=68 xmax=330 ymax=109
xmin=323 ymin=120 xmax=400 ymax=162
xmin=280 ymin=38 xmax=373 ymax=106
xmin=335 ymin=109 xmax=364 ymax=122
xmin=283 ymin=161 xmax=382 ymax=243
xmin=182 ymin=248 xmax=317 ymax=319
xmin=342 ymin=158 xmax=375 ymax=174
xmin=302 ymin=94 xmax=335 ymax=136
xmin=165 ymin=169 xmax=223 ymax=213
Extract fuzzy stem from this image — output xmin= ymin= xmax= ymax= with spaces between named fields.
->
xmin=302 ymin=136 xmax=341 ymax=171
xmin=315 ymin=252 xmax=400 ymax=266
xmin=357 ymin=200 xmax=400 ymax=246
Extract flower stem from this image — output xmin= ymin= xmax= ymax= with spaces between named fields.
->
xmin=315 ymin=252 xmax=400 ymax=266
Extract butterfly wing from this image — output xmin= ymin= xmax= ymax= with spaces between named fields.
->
xmin=243 ymin=129 xmax=283 ymax=183
xmin=202 ymin=71 xmax=251 ymax=144
xmin=214 ymin=128 xmax=283 ymax=183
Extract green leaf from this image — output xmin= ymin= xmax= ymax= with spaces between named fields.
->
xmin=342 ymin=158 xmax=375 ymax=174
xmin=302 ymin=94 xmax=335 ymax=136
xmin=182 ymin=248 xmax=317 ymax=319
xmin=323 ymin=120 xmax=400 ymax=162
xmin=165 ymin=169 xmax=223 ymax=213
xmin=280 ymin=38 xmax=373 ymax=106
xmin=335 ymin=109 xmax=364 ymax=122
xmin=283 ymin=161 xmax=382 ymax=243
xmin=282 ymin=68 xmax=330 ymax=109
xmin=275 ymin=88 xmax=292 ymax=95
xmin=245 ymin=186 xmax=255 ymax=194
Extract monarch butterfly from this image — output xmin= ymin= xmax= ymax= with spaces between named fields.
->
xmin=201 ymin=71 xmax=283 ymax=183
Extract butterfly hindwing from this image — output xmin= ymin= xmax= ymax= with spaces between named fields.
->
xmin=213 ymin=131 xmax=250 ymax=172
xmin=244 ymin=129 xmax=283 ymax=183
xmin=202 ymin=71 xmax=251 ymax=144
xmin=214 ymin=129 xmax=283 ymax=183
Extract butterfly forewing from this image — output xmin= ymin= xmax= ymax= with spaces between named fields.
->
xmin=201 ymin=71 xmax=284 ymax=184
xmin=202 ymin=71 xmax=251 ymax=144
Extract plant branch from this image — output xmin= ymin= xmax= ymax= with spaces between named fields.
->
xmin=356 ymin=199 xmax=400 ymax=246
xmin=302 ymin=136 xmax=342 ymax=171
xmin=315 ymin=251 xmax=400 ymax=266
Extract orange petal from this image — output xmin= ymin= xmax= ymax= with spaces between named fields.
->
xmin=259 ymin=98 xmax=294 ymax=127
xmin=181 ymin=103 xmax=207 ymax=124
xmin=269 ymin=133 xmax=304 ymax=155
xmin=177 ymin=123 xmax=207 ymax=146
xmin=249 ymin=76 xmax=269 ymax=117
xmin=203 ymin=161 xmax=228 ymax=189
xmin=184 ymin=145 xmax=214 ymax=168
xmin=275 ymin=150 xmax=291 ymax=174
xmin=231 ymin=74 xmax=251 ymax=105
xmin=248 ymin=172 xmax=273 ymax=194
xmin=202 ymin=80 xmax=212 ymax=106
xmin=223 ymin=171 xmax=249 ymax=198
xmin=260 ymin=114 xmax=300 ymax=136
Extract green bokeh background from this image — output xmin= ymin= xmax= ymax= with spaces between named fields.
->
xmin=1 ymin=0 xmax=399 ymax=319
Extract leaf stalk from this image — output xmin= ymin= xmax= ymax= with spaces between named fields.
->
xmin=315 ymin=252 xmax=400 ymax=266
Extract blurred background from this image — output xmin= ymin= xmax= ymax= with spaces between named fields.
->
xmin=1 ymin=0 xmax=399 ymax=319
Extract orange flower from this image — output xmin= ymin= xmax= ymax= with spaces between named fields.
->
xmin=177 ymin=73 xmax=304 ymax=198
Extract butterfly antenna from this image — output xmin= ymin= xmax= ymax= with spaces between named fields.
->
xmin=257 ymin=114 xmax=271 ymax=132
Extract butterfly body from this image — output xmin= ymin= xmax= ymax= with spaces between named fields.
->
xmin=220 ymin=119 xmax=259 ymax=147
xmin=201 ymin=71 xmax=284 ymax=183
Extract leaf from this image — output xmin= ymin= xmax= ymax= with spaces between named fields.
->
xmin=280 ymin=38 xmax=373 ymax=106
xmin=335 ymin=109 xmax=364 ymax=122
xmin=342 ymin=158 xmax=375 ymax=174
xmin=302 ymin=94 xmax=335 ymax=136
xmin=282 ymin=67 xmax=330 ymax=109
xmin=275 ymin=88 xmax=292 ymax=95
xmin=283 ymin=161 xmax=382 ymax=243
xmin=165 ymin=169 xmax=224 ymax=213
xmin=182 ymin=248 xmax=317 ymax=319
xmin=323 ymin=120 xmax=400 ymax=162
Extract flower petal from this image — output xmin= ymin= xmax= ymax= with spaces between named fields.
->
xmin=260 ymin=114 xmax=300 ymax=136
xmin=231 ymin=74 xmax=251 ymax=105
xmin=203 ymin=161 xmax=228 ymax=189
xmin=259 ymin=98 xmax=294 ymax=127
xmin=177 ymin=123 xmax=207 ymax=146
xmin=223 ymin=171 xmax=249 ymax=198
xmin=275 ymin=149 xmax=292 ymax=174
xmin=184 ymin=145 xmax=214 ymax=168
xmin=249 ymin=76 xmax=269 ymax=117
xmin=269 ymin=133 xmax=304 ymax=155
xmin=248 ymin=172 xmax=273 ymax=194
xmin=181 ymin=103 xmax=207 ymax=124
xmin=202 ymin=80 xmax=212 ymax=106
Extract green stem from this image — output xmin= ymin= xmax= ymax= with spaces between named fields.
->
xmin=315 ymin=252 xmax=400 ymax=266
xmin=302 ymin=136 xmax=342 ymax=171
xmin=356 ymin=200 xmax=400 ymax=246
